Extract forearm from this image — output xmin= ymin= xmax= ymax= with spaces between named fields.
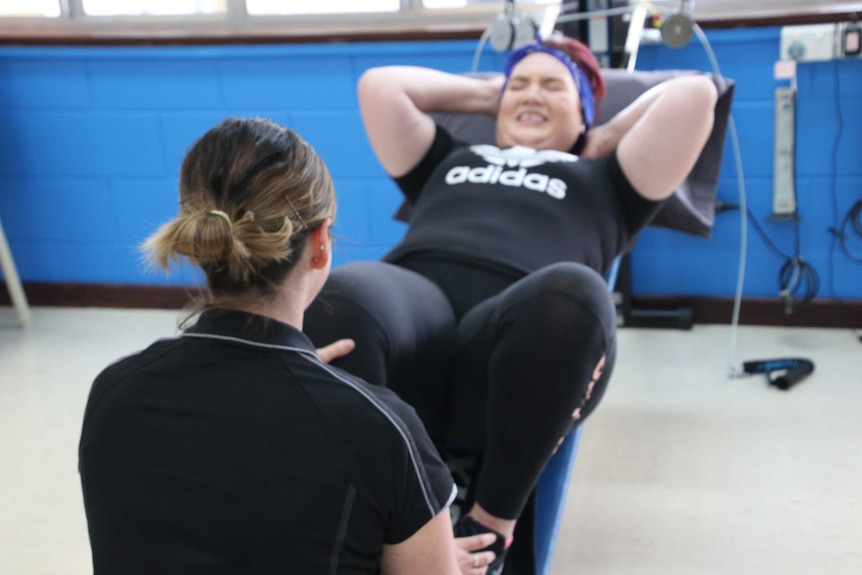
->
xmin=358 ymin=66 xmax=502 ymax=176
xmin=615 ymin=74 xmax=718 ymax=200
xmin=600 ymin=75 xmax=712 ymax=150
xmin=360 ymin=66 xmax=501 ymax=117
xmin=380 ymin=510 xmax=461 ymax=575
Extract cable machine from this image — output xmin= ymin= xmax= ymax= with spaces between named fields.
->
xmin=559 ymin=0 xmax=695 ymax=329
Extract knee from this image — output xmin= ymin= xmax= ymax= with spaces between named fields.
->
xmin=304 ymin=262 xmax=391 ymax=343
xmin=309 ymin=261 xmax=401 ymax=323
xmin=513 ymin=263 xmax=615 ymax=332
xmin=306 ymin=261 xmax=456 ymax=351
xmin=534 ymin=262 xmax=609 ymax=294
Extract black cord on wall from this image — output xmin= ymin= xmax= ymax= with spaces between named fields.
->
xmin=830 ymin=200 xmax=862 ymax=264
xmin=824 ymin=59 xmax=862 ymax=303
xmin=827 ymin=59 xmax=846 ymax=296
xmin=715 ymin=201 xmax=819 ymax=312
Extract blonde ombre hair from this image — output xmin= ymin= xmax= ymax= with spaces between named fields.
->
xmin=144 ymin=118 xmax=336 ymax=302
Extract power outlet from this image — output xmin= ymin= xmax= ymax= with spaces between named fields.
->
xmin=838 ymin=22 xmax=862 ymax=58
xmin=780 ymin=24 xmax=837 ymax=62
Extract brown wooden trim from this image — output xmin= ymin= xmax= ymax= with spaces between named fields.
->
xmin=699 ymin=10 xmax=862 ymax=30
xmin=630 ymin=295 xmax=862 ymax=329
xmin=1 ymin=10 xmax=860 ymax=46
xmin=0 ymin=282 xmax=199 ymax=309
xmin=0 ymin=26 xmax=488 ymax=46
xmin=2 ymin=282 xmax=859 ymax=327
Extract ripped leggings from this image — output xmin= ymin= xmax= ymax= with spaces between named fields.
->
xmin=303 ymin=256 xmax=617 ymax=520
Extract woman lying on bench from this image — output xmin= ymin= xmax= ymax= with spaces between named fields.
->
xmin=306 ymin=34 xmax=717 ymax=574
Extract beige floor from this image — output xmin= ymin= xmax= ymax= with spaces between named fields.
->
xmin=0 ymin=306 xmax=860 ymax=575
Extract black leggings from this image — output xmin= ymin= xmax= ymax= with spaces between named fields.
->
xmin=304 ymin=258 xmax=617 ymax=520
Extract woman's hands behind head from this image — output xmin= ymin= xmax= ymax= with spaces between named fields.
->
xmin=578 ymin=123 xmax=618 ymax=160
xmin=482 ymin=75 xmax=506 ymax=119
xmin=358 ymin=66 xmax=506 ymax=178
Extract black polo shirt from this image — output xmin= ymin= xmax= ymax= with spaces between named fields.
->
xmin=79 ymin=309 xmax=456 ymax=575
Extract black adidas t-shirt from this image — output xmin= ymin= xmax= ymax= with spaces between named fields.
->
xmin=385 ymin=126 xmax=663 ymax=278
xmin=79 ymin=309 xmax=456 ymax=575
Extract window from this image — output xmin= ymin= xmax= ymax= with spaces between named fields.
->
xmin=0 ymin=0 xmax=61 ymax=17
xmin=82 ymin=0 xmax=225 ymax=16
xmin=246 ymin=0 xmax=400 ymax=16
xmin=423 ymin=0 xmax=559 ymax=8
xmin=0 ymin=0 xmax=860 ymax=41
xmin=423 ymin=0 xmax=505 ymax=7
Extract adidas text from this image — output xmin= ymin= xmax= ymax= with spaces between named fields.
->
xmin=445 ymin=165 xmax=567 ymax=200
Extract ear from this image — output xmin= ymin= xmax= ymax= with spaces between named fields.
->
xmin=308 ymin=218 xmax=332 ymax=270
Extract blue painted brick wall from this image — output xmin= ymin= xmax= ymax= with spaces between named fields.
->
xmin=631 ymin=27 xmax=861 ymax=299
xmin=0 ymin=29 xmax=860 ymax=300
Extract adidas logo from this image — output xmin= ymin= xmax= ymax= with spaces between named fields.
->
xmin=443 ymin=145 xmax=577 ymax=200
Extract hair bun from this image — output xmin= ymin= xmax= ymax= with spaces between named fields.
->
xmin=208 ymin=210 xmax=233 ymax=226
xmin=187 ymin=210 xmax=237 ymax=263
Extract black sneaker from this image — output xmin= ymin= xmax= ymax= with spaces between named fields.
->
xmin=453 ymin=515 xmax=513 ymax=575
xmin=434 ymin=442 xmax=480 ymax=525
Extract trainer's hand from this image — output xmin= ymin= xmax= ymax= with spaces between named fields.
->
xmin=315 ymin=339 xmax=355 ymax=364
xmin=455 ymin=533 xmax=496 ymax=575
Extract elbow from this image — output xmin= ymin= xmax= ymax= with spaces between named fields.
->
xmin=358 ymin=67 xmax=385 ymax=104
xmin=358 ymin=67 xmax=400 ymax=121
xmin=687 ymin=75 xmax=718 ymax=119
xmin=669 ymin=75 xmax=717 ymax=134
xmin=666 ymin=74 xmax=718 ymax=113
xmin=358 ymin=66 xmax=387 ymax=87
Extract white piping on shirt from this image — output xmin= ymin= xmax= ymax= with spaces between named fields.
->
xmin=180 ymin=332 xmax=443 ymax=516
xmin=445 ymin=483 xmax=458 ymax=509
